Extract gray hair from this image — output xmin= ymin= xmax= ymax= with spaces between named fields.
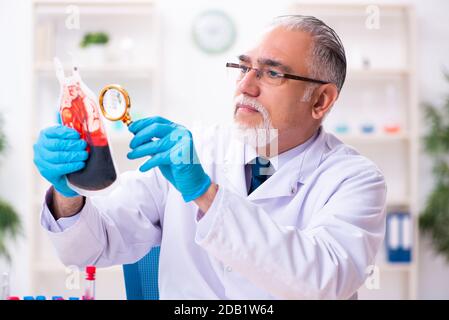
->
xmin=271 ymin=15 xmax=347 ymax=97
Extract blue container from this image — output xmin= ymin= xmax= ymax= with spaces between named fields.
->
xmin=361 ymin=123 xmax=375 ymax=134
xmin=386 ymin=212 xmax=412 ymax=263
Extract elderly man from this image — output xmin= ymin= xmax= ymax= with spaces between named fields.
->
xmin=33 ymin=15 xmax=386 ymax=299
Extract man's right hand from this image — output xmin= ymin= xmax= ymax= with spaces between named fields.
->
xmin=33 ymin=125 xmax=88 ymax=198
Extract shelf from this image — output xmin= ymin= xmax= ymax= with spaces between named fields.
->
xmin=335 ymin=132 xmax=409 ymax=144
xmin=377 ymin=263 xmax=413 ymax=272
xmin=34 ymin=0 xmax=155 ymax=16
xmin=289 ymin=3 xmax=410 ymax=18
xmin=34 ymin=62 xmax=154 ymax=79
xmin=348 ymin=68 xmax=410 ymax=78
xmin=387 ymin=197 xmax=410 ymax=208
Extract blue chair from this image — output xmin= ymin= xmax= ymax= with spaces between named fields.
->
xmin=123 ymin=246 xmax=161 ymax=300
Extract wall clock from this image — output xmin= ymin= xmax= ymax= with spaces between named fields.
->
xmin=192 ymin=10 xmax=236 ymax=54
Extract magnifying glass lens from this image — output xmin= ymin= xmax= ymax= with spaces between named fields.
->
xmin=99 ymin=84 xmax=132 ymax=126
xmin=103 ymin=89 xmax=127 ymax=119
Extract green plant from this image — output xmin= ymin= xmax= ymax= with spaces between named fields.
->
xmin=420 ymin=72 xmax=449 ymax=260
xmin=0 ymin=117 xmax=21 ymax=261
xmin=80 ymin=32 xmax=109 ymax=48
xmin=0 ymin=202 xmax=20 ymax=260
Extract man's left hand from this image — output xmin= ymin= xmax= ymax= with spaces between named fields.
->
xmin=127 ymin=116 xmax=211 ymax=202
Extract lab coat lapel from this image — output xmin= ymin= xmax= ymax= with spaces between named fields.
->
xmin=222 ymin=137 xmax=248 ymax=197
xmin=247 ymin=128 xmax=328 ymax=201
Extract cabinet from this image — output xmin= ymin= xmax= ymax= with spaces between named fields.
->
xmin=31 ymin=0 xmax=160 ymax=299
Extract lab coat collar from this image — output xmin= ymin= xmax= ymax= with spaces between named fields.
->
xmin=223 ymin=126 xmax=327 ymax=200
xmin=243 ymin=129 xmax=318 ymax=171
xmin=247 ymin=127 xmax=324 ymax=200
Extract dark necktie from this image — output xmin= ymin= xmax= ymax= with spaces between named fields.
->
xmin=248 ymin=157 xmax=273 ymax=195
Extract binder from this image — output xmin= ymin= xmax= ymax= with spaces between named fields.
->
xmin=386 ymin=212 xmax=412 ymax=263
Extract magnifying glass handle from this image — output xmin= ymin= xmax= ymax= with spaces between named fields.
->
xmin=123 ymin=114 xmax=133 ymax=126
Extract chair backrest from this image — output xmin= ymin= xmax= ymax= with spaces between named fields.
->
xmin=122 ymin=246 xmax=160 ymax=300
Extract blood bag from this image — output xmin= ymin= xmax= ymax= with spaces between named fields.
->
xmin=54 ymin=58 xmax=117 ymax=196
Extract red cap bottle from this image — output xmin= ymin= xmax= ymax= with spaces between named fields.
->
xmin=83 ymin=266 xmax=96 ymax=300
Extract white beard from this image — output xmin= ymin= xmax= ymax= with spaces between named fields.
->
xmin=232 ymin=94 xmax=280 ymax=157
xmin=232 ymin=121 xmax=277 ymax=148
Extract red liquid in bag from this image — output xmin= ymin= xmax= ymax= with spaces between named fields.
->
xmin=58 ymin=68 xmax=117 ymax=192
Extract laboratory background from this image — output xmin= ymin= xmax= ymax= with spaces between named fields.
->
xmin=0 ymin=0 xmax=449 ymax=300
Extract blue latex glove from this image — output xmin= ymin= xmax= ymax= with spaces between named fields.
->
xmin=127 ymin=116 xmax=211 ymax=202
xmin=33 ymin=125 xmax=88 ymax=197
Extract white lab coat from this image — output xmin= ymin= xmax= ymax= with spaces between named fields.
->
xmin=41 ymin=125 xmax=387 ymax=299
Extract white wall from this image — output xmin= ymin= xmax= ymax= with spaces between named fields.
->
xmin=1 ymin=0 xmax=449 ymax=298
xmin=157 ymin=0 xmax=293 ymax=126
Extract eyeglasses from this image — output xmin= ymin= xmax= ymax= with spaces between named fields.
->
xmin=226 ymin=62 xmax=330 ymax=86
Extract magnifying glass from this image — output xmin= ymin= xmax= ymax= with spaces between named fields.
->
xmin=99 ymin=84 xmax=132 ymax=126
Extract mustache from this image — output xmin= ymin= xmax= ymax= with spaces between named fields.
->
xmin=234 ymin=95 xmax=263 ymax=111
xmin=233 ymin=95 xmax=273 ymax=133
xmin=233 ymin=95 xmax=270 ymax=120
